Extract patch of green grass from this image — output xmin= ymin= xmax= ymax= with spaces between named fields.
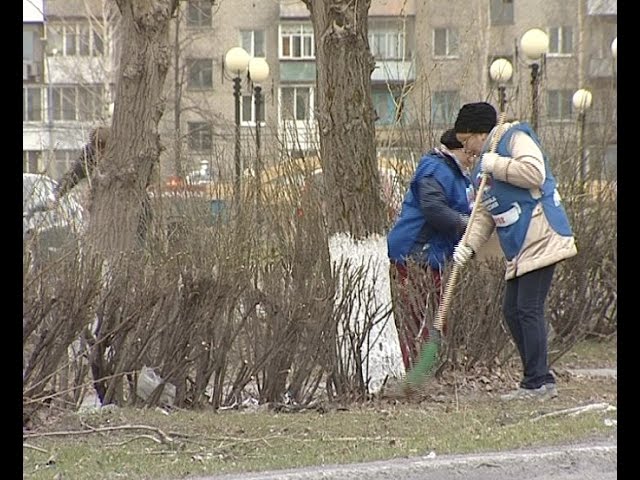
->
xmin=23 ymin=338 xmax=616 ymax=479
xmin=554 ymin=336 xmax=617 ymax=369
xmin=23 ymin=378 xmax=616 ymax=480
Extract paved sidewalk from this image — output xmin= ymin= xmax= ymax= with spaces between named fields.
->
xmin=566 ymin=368 xmax=617 ymax=379
xmin=188 ymin=440 xmax=617 ymax=480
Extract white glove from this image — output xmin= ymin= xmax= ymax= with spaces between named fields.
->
xmin=480 ymin=152 xmax=500 ymax=174
xmin=453 ymin=243 xmax=474 ymax=266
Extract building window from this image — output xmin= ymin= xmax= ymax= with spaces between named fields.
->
xmin=188 ymin=122 xmax=212 ymax=151
xmin=65 ymin=26 xmax=77 ymax=55
xmin=490 ymin=0 xmax=514 ymax=26
xmin=372 ymin=87 xmax=407 ymax=125
xmin=49 ymin=85 xmax=105 ymax=122
xmin=23 ymin=151 xmax=42 ymax=173
xmin=47 ymin=23 xmax=105 ymax=57
xmin=77 ymin=85 xmax=106 ymax=121
xmin=187 ymin=0 xmax=212 ymax=28
xmin=280 ymin=24 xmax=314 ymax=59
xmin=369 ymin=29 xmax=405 ymax=60
xmin=187 ymin=59 xmax=213 ymax=89
xmin=547 ymin=90 xmax=574 ymax=121
xmin=603 ymin=144 xmax=617 ymax=180
xmin=51 ymin=150 xmax=81 ymax=180
xmin=50 ymin=86 xmax=77 ymax=121
xmin=23 ymin=87 xmax=43 ymax=122
xmin=431 ymin=90 xmax=459 ymax=126
xmin=433 ymin=28 xmax=458 ymax=57
xmin=241 ymin=30 xmax=265 ymax=57
xmin=78 ymin=25 xmax=91 ymax=56
xmin=93 ymin=30 xmax=104 ymax=56
xmin=548 ymin=26 xmax=573 ymax=55
xmin=241 ymin=94 xmax=266 ymax=125
xmin=23 ymin=30 xmax=35 ymax=61
xmin=280 ymin=87 xmax=312 ymax=121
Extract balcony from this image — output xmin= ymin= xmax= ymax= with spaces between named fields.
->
xmin=280 ymin=0 xmax=416 ymax=18
xmin=279 ymin=1 xmax=309 ymax=18
xmin=587 ymin=0 xmax=617 ymax=15
xmin=46 ymin=55 xmax=112 ymax=84
xmin=372 ymin=60 xmax=415 ymax=82
xmin=280 ymin=61 xmax=316 ymax=82
xmin=588 ymin=57 xmax=615 ymax=78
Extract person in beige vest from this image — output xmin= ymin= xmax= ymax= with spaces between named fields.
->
xmin=452 ymin=102 xmax=577 ymax=401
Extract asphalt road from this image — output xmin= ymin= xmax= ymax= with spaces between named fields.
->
xmin=187 ymin=439 xmax=617 ymax=480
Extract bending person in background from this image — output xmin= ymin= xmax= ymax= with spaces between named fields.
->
xmin=387 ymin=128 xmax=477 ymax=372
xmin=49 ymin=126 xmax=151 ymax=244
xmin=50 ymin=126 xmax=111 ymax=204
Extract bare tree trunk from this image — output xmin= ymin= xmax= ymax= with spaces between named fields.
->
xmin=81 ymin=0 xmax=179 ymax=406
xmin=302 ymin=1 xmax=403 ymax=396
xmin=87 ymin=0 xmax=178 ymax=254
xmin=304 ymin=0 xmax=386 ymax=239
xmin=173 ymin=6 xmax=184 ymax=178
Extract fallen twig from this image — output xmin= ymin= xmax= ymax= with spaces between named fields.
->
xmin=23 ymin=442 xmax=49 ymax=454
xmin=23 ymin=424 xmax=174 ymax=445
xmin=530 ymin=402 xmax=616 ymax=423
xmin=106 ymin=434 xmax=163 ymax=447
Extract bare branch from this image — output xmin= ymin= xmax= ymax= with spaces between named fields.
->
xmin=23 ymin=424 xmax=175 ymax=445
xmin=23 ymin=443 xmax=49 ymax=454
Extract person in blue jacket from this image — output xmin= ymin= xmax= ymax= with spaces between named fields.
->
xmin=452 ymin=102 xmax=577 ymax=401
xmin=387 ymin=128 xmax=476 ymax=372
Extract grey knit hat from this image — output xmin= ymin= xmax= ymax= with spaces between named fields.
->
xmin=454 ymin=102 xmax=497 ymax=134
xmin=440 ymin=128 xmax=463 ymax=149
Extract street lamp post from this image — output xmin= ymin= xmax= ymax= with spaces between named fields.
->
xmin=520 ymin=28 xmax=549 ymax=131
xmin=489 ymin=58 xmax=514 ymax=114
xmin=248 ymin=57 xmax=270 ymax=228
xmin=611 ymin=37 xmax=617 ymax=61
xmin=572 ymin=88 xmax=593 ymax=190
xmin=611 ymin=37 xmax=617 ymax=78
xmin=224 ymin=47 xmax=251 ymax=204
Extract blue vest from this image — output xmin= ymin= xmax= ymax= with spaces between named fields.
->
xmin=472 ymin=123 xmax=574 ymax=260
xmin=387 ymin=150 xmax=473 ymax=269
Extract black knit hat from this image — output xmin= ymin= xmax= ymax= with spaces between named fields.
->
xmin=440 ymin=128 xmax=463 ymax=149
xmin=454 ymin=102 xmax=497 ymax=134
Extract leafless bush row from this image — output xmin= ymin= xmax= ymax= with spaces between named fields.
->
xmin=23 ymin=148 xmax=616 ymax=426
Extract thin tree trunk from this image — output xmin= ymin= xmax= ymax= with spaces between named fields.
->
xmin=173 ymin=6 xmax=183 ymax=178
xmin=304 ymin=0 xmax=386 ymax=239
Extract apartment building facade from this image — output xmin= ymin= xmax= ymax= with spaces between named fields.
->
xmin=23 ymin=0 xmax=117 ymax=181
xmin=23 ymin=0 xmax=617 ymax=183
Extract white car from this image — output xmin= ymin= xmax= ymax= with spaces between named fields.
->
xmin=23 ymin=173 xmax=85 ymax=262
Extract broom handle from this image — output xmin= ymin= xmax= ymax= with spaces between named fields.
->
xmin=434 ymin=112 xmax=507 ymax=333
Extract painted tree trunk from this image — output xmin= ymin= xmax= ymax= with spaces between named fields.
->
xmin=87 ymin=0 xmax=178 ymax=254
xmin=303 ymin=1 xmax=404 ymax=393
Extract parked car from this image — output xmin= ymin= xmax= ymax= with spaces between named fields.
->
xmin=23 ymin=173 xmax=85 ymax=265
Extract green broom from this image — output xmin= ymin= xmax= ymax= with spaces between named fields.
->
xmin=404 ymin=113 xmax=508 ymax=390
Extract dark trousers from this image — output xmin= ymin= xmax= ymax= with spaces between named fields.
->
xmin=503 ymin=263 xmax=556 ymax=389
xmin=390 ymin=261 xmax=442 ymax=372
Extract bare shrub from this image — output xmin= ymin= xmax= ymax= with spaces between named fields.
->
xmin=23 ymin=236 xmax=101 ymax=423
xmin=439 ymin=258 xmax=511 ymax=371
xmin=23 ymin=147 xmax=616 ymax=421
xmin=546 ymin=184 xmax=617 ymax=360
